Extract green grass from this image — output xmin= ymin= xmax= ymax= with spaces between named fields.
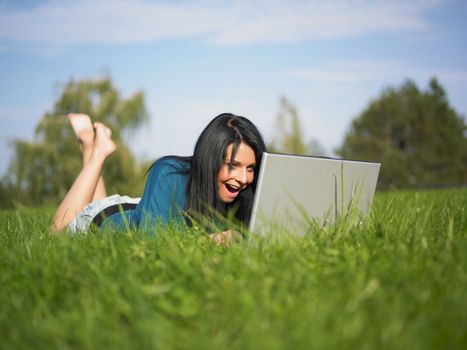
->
xmin=1 ymin=189 xmax=466 ymax=349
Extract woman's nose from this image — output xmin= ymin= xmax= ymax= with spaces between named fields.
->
xmin=234 ymin=167 xmax=248 ymax=184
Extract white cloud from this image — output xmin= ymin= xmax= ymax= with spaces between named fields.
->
xmin=0 ymin=0 xmax=224 ymax=44
xmin=282 ymin=60 xmax=404 ymax=83
xmin=0 ymin=0 xmax=442 ymax=47
xmin=435 ymin=70 xmax=467 ymax=83
xmin=282 ymin=58 xmax=467 ymax=86
xmin=210 ymin=0 xmax=439 ymax=45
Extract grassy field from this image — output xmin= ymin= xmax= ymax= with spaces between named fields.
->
xmin=1 ymin=188 xmax=466 ymax=349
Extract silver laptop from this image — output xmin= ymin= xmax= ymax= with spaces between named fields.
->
xmin=248 ymin=153 xmax=381 ymax=235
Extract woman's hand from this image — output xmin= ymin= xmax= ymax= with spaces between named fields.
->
xmin=208 ymin=230 xmax=233 ymax=246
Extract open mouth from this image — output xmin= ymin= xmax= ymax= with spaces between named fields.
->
xmin=225 ymin=183 xmax=240 ymax=193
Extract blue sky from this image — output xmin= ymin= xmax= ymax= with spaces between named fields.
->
xmin=1 ymin=0 xmax=466 ymax=176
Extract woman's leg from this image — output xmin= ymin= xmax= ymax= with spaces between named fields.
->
xmin=68 ymin=113 xmax=108 ymax=202
xmin=51 ymin=122 xmax=116 ymax=232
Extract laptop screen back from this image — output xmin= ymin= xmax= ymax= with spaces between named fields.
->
xmin=249 ymin=153 xmax=380 ymax=235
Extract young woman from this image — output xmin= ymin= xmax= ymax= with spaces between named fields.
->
xmin=52 ymin=112 xmax=267 ymax=237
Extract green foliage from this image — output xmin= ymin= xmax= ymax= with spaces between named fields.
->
xmin=1 ymin=188 xmax=466 ymax=349
xmin=0 ymin=180 xmax=15 ymax=209
xmin=337 ymin=78 xmax=466 ymax=189
xmin=4 ymin=76 xmax=149 ymax=206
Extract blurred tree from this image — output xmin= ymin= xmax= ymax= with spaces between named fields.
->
xmin=4 ymin=76 xmax=149 ymax=206
xmin=336 ymin=78 xmax=466 ymax=189
xmin=269 ymin=96 xmax=308 ymax=155
xmin=269 ymin=96 xmax=327 ymax=157
xmin=308 ymin=138 xmax=327 ymax=157
xmin=0 ymin=180 xmax=15 ymax=209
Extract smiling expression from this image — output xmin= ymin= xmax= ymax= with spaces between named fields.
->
xmin=217 ymin=142 xmax=256 ymax=203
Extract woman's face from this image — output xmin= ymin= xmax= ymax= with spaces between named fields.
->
xmin=217 ymin=142 xmax=256 ymax=203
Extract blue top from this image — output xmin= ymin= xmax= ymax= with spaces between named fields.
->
xmin=101 ymin=157 xmax=190 ymax=234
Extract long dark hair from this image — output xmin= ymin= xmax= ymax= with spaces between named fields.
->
xmin=151 ymin=113 xmax=266 ymax=226
xmin=167 ymin=113 xmax=266 ymax=226
xmin=188 ymin=113 xmax=266 ymax=224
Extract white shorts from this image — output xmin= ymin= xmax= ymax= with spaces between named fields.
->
xmin=68 ymin=194 xmax=141 ymax=234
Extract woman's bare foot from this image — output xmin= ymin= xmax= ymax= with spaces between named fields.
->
xmin=68 ymin=113 xmax=95 ymax=163
xmin=68 ymin=113 xmax=94 ymax=146
xmin=93 ymin=122 xmax=116 ymax=158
